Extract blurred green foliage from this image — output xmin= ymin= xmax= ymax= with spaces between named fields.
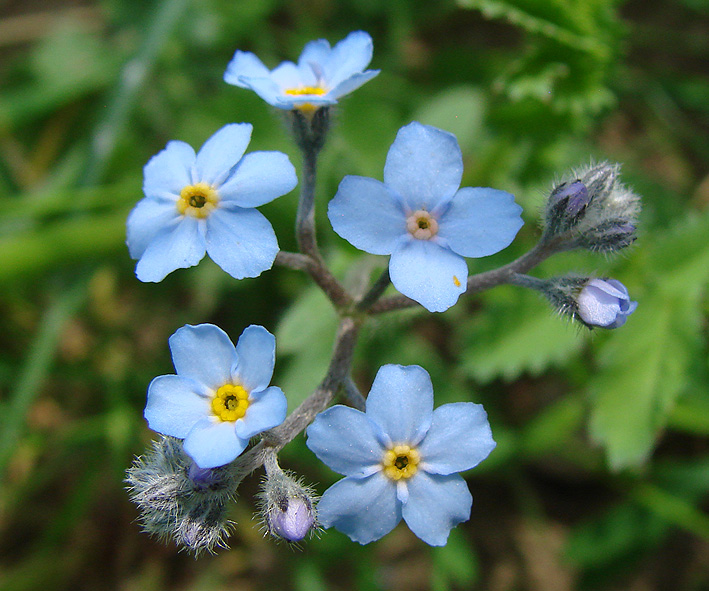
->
xmin=0 ymin=0 xmax=707 ymax=589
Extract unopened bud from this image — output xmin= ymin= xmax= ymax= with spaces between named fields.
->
xmin=543 ymin=162 xmax=640 ymax=253
xmin=258 ymin=452 xmax=318 ymax=543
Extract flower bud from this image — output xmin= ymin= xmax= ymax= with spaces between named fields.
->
xmin=576 ymin=278 xmax=637 ymax=329
xmin=258 ymin=454 xmax=318 ymax=543
xmin=543 ymin=162 xmax=640 ymax=253
xmin=125 ymin=437 xmax=243 ymax=554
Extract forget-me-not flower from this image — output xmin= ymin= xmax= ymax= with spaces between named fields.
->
xmin=327 ymin=122 xmax=524 ymax=312
xmin=577 ymin=278 xmax=637 ymax=329
xmin=224 ymin=31 xmax=379 ymax=112
xmin=144 ymin=324 xmax=287 ymax=469
xmin=306 ymin=364 xmax=496 ymax=546
xmin=127 ymin=123 xmax=297 ymax=282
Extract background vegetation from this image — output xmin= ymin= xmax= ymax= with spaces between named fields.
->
xmin=0 ymin=0 xmax=707 ymax=589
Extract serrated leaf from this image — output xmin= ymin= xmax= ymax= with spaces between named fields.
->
xmin=460 ymin=289 xmax=584 ymax=383
xmin=589 ymin=211 xmax=709 ymax=470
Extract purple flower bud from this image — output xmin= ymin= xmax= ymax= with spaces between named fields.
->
xmin=550 ymin=180 xmax=590 ymax=216
xmin=577 ymin=278 xmax=637 ymax=329
xmin=188 ymin=462 xmax=219 ymax=488
xmin=270 ymin=497 xmax=316 ymax=542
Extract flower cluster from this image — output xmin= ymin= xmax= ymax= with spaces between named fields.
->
xmin=126 ymin=28 xmax=641 ymax=555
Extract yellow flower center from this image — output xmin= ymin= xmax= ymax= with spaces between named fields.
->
xmin=382 ymin=444 xmax=420 ymax=481
xmin=283 ymin=86 xmax=327 ymax=114
xmin=177 ymin=182 xmax=219 ymax=219
xmin=211 ymin=383 xmax=250 ymax=422
xmin=406 ymin=210 xmax=439 ymax=240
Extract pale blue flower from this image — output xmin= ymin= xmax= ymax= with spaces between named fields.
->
xmin=144 ymin=324 xmax=287 ymax=469
xmin=327 ymin=122 xmax=524 ymax=312
xmin=127 ymin=123 xmax=297 ymax=282
xmin=577 ymin=278 xmax=637 ymax=328
xmin=224 ymin=31 xmax=379 ymax=111
xmin=306 ymin=364 xmax=496 ymax=546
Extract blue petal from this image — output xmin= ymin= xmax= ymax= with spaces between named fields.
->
xmin=169 ymin=324 xmax=237 ymax=391
xmin=383 ymin=122 xmax=462 ymax=211
xmin=205 ymin=207 xmax=279 ymax=279
xmin=329 ymin=69 xmax=380 ymax=100
xmin=218 ymin=151 xmax=297 ymax=208
xmin=324 ymin=31 xmax=374 ymax=88
xmin=237 ymin=76 xmax=285 ymax=108
xmin=418 ymin=402 xmax=496 ymax=475
xmin=306 ymin=405 xmax=384 ymax=476
xmin=317 ymin=473 xmax=401 ymax=544
xmin=194 ymin=123 xmax=252 ymax=188
xmin=126 ymin=197 xmax=181 ymax=259
xmin=298 ymin=39 xmax=331 ymax=71
xmin=143 ymin=140 xmax=195 ymax=199
xmin=234 ymin=386 xmax=287 ymax=439
xmin=328 ymin=176 xmax=406 ymax=255
xmin=366 ymin=364 xmax=433 ymax=446
xmin=389 ymin=239 xmax=468 ymax=313
xmin=232 ymin=325 xmax=276 ymax=393
xmin=144 ymin=375 xmax=210 ymax=438
xmin=223 ymin=51 xmax=271 ymax=88
xmin=271 ymin=61 xmax=315 ymax=88
xmin=183 ymin=417 xmax=246 ymax=469
xmin=402 ymin=472 xmax=472 ymax=546
xmin=135 ymin=216 xmax=206 ymax=282
xmin=437 ymin=187 xmax=523 ymax=257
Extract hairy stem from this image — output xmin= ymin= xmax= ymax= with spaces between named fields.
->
xmin=369 ymin=239 xmax=560 ymax=314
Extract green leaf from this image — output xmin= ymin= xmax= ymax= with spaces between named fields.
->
xmin=431 ymin=528 xmax=479 ymax=591
xmin=460 ymin=287 xmax=585 ymax=383
xmin=589 ymin=211 xmax=709 ymax=470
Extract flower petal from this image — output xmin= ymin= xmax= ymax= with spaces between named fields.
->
xmin=389 ymin=239 xmax=467 ymax=313
xmin=169 ymin=324 xmax=237 ymax=391
xmin=317 ymin=473 xmax=401 ymax=544
xmin=194 ymin=123 xmax=253 ymax=187
xmin=232 ymin=325 xmax=276 ymax=392
xmin=402 ymin=472 xmax=472 ymax=546
xmin=235 ymin=386 xmax=287 ymax=439
xmin=298 ymin=39 xmax=331 ymax=72
xmin=223 ymin=51 xmax=271 ymax=88
xmin=135 ymin=216 xmax=206 ymax=282
xmin=237 ymin=76 xmax=286 ymax=108
xmin=418 ymin=402 xmax=496 ymax=475
xmin=183 ymin=418 xmax=246 ymax=469
xmin=328 ymin=176 xmax=406 ymax=255
xmin=437 ymin=187 xmax=523 ymax=257
xmin=271 ymin=61 xmax=315 ymax=89
xmin=383 ymin=122 xmax=462 ymax=211
xmin=126 ymin=197 xmax=181 ymax=259
xmin=306 ymin=405 xmax=384 ymax=477
xmin=143 ymin=140 xmax=195 ymax=199
xmin=328 ymin=69 xmax=380 ymax=101
xmin=218 ymin=151 xmax=297 ymax=208
xmin=323 ymin=31 xmax=374 ymax=88
xmin=366 ymin=364 xmax=433 ymax=446
xmin=144 ymin=375 xmax=210 ymax=438
xmin=205 ymin=207 xmax=279 ymax=279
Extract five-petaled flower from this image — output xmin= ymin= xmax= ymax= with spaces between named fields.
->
xmin=327 ymin=121 xmax=524 ymax=312
xmin=306 ymin=364 xmax=496 ymax=546
xmin=126 ymin=123 xmax=297 ymax=282
xmin=224 ymin=31 xmax=379 ymax=113
xmin=577 ymin=278 xmax=637 ymax=329
xmin=144 ymin=324 xmax=287 ymax=469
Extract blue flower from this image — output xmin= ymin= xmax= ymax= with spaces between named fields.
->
xmin=306 ymin=364 xmax=496 ymax=546
xmin=144 ymin=324 xmax=287 ymax=469
xmin=127 ymin=123 xmax=297 ymax=282
xmin=327 ymin=122 xmax=524 ymax=312
xmin=577 ymin=278 xmax=637 ymax=329
xmin=224 ymin=31 xmax=379 ymax=112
